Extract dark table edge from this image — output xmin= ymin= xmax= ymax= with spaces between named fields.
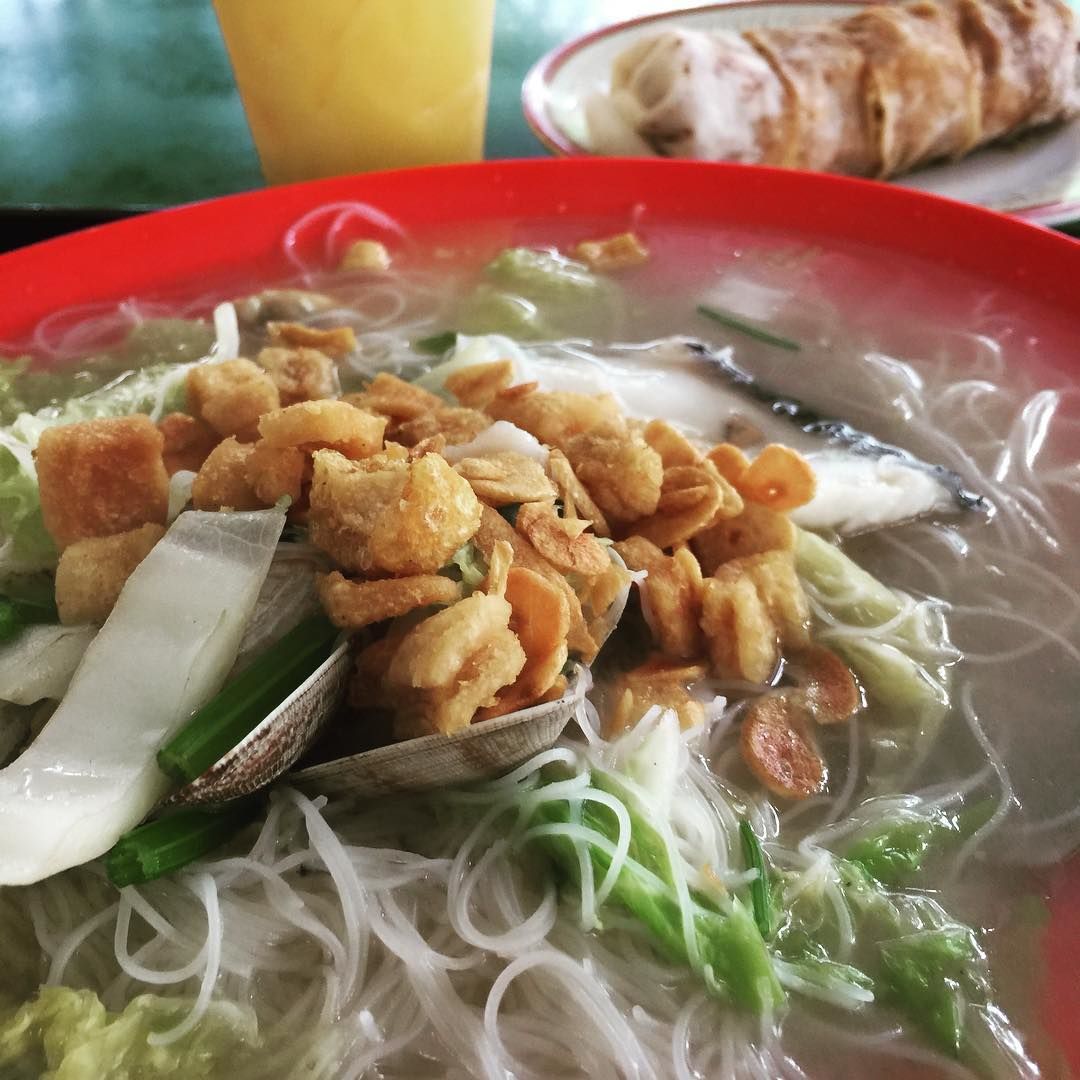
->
xmin=2 ymin=202 xmax=1077 ymax=256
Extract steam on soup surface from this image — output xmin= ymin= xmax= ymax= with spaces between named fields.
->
xmin=0 ymin=206 xmax=1076 ymax=1080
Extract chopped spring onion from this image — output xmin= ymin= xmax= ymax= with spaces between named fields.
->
xmin=739 ymin=820 xmax=773 ymax=938
xmin=157 ymin=614 xmax=339 ymax=785
xmin=697 ymin=304 xmax=801 ymax=352
xmin=412 ymin=330 xmax=457 ymax=355
xmin=106 ymin=798 xmax=260 ymax=886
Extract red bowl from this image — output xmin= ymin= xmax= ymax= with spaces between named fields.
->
xmin=0 ymin=158 xmax=1076 ymax=1070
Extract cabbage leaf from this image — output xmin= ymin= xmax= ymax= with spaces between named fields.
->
xmin=0 ymin=505 xmax=285 ymax=885
xmin=0 ymin=987 xmax=258 ymax=1079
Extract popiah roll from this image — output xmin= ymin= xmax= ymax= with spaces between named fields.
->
xmin=601 ymin=0 xmax=1078 ymax=178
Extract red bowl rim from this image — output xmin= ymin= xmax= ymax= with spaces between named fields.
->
xmin=1 ymin=157 xmax=1077 ymax=342
xmin=519 ymin=0 xmax=1080 ymax=226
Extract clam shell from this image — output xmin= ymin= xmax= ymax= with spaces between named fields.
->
xmin=290 ymin=675 xmax=584 ymax=799
xmin=170 ymin=549 xmax=628 ymax=804
xmin=171 ymin=640 xmax=351 ymax=805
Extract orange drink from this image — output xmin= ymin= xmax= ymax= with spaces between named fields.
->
xmin=213 ymin=0 xmax=496 ymax=183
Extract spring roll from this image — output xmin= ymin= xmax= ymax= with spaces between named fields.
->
xmin=601 ymin=0 xmax=1078 ymax=178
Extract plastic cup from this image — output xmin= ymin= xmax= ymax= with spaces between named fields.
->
xmin=213 ymin=0 xmax=496 ymax=184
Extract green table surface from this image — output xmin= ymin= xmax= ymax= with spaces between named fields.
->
xmin=0 ymin=1 xmax=697 ymax=212
xmin=1 ymin=0 xmax=1076 ymax=238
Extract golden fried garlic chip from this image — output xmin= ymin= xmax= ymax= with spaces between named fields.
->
xmin=514 ymin=502 xmax=610 ymax=577
xmin=473 ymin=506 xmax=597 ymax=662
xmin=700 ymin=573 xmax=778 ymax=684
xmin=700 ymin=551 xmax=810 ymax=682
xmin=479 ymin=565 xmax=571 ymax=718
xmin=343 ymin=372 xmax=444 ymax=423
xmin=453 ymin=452 xmax=556 ymax=506
xmin=615 ymin=536 xmax=704 ymax=660
xmin=317 ymin=570 xmax=461 ymax=630
xmin=265 ymin=321 xmax=357 ymax=359
xmin=706 ymin=443 xmax=751 ymax=486
xmin=740 ymin=695 xmax=826 ymax=801
xmin=725 ymin=550 xmax=810 ymax=650
xmin=643 ymin=420 xmax=701 ymax=468
xmin=606 ymin=655 xmax=709 ymax=737
xmin=488 ymin=388 xmax=625 ymax=450
xmin=691 ymin=501 xmax=796 ymax=575
xmin=785 ymin=644 xmax=861 ymax=725
xmin=564 ymin=431 xmax=664 ymax=526
xmin=545 ymin=449 xmax=610 ymax=537
xmin=738 ymin=444 xmax=817 ymax=512
xmin=632 ymin=463 xmax=740 ymax=551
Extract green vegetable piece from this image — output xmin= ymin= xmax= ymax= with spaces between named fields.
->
xmin=157 ymin=614 xmax=339 ymax=785
xmin=847 ymin=817 xmax=948 ymax=888
xmin=123 ymin=318 xmax=214 ymax=368
xmin=106 ymin=798 xmax=260 ymax=887
xmin=0 ymin=356 xmax=29 ymax=426
xmin=0 ymin=985 xmax=258 ymax=1077
xmin=794 ymin=529 xmax=951 ymax=720
xmin=697 ymin=304 xmax=801 ymax=352
xmin=0 ymin=601 xmax=21 ymax=642
xmin=456 ymin=247 xmax=619 ymax=340
xmin=739 ymin=820 xmax=774 ymax=938
xmin=0 ymin=577 xmax=57 ymax=645
xmin=485 ymin=247 xmax=604 ymax=306
xmin=442 ymin=542 xmax=488 ymax=593
xmin=528 ymin=778 xmax=783 ymax=1012
xmin=878 ymin=926 xmax=986 ymax=1056
xmin=412 ymin=330 xmax=458 ymax=356
xmin=846 ymin=800 xmax=997 ymax=888
xmin=783 ymin=955 xmax=876 ymax=999
xmin=0 ymin=575 xmax=59 ymax=627
xmin=456 ymin=284 xmax=549 ymax=340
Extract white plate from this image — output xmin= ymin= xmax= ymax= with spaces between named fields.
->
xmin=522 ymin=0 xmax=1080 ymax=226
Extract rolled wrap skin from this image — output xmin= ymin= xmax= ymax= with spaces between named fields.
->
xmin=604 ymin=0 xmax=1078 ymax=178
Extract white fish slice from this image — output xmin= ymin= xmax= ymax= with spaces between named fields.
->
xmin=526 ymin=337 xmax=987 ymax=535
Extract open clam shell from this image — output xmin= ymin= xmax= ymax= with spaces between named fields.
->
xmin=290 ymin=672 xmax=585 ymax=799
xmin=173 ymin=547 xmax=628 ymax=805
xmin=172 ymin=639 xmax=352 ymax=805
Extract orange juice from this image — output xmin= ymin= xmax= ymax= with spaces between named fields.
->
xmin=213 ymin=0 xmax=496 ymax=183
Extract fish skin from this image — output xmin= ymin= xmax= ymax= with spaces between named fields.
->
xmin=681 ymin=339 xmax=989 ymax=517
